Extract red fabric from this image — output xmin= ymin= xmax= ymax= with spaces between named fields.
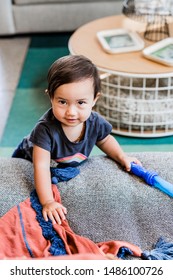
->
xmin=0 ymin=185 xmax=142 ymax=260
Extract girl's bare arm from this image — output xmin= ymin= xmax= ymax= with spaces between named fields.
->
xmin=33 ymin=145 xmax=67 ymax=224
xmin=97 ymin=135 xmax=142 ymax=171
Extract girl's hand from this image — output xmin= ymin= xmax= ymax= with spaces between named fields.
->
xmin=42 ymin=201 xmax=67 ymax=225
xmin=120 ymin=156 xmax=142 ymax=172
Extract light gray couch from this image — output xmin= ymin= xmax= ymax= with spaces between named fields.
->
xmin=0 ymin=0 xmax=123 ymax=36
xmin=0 ymin=152 xmax=173 ymax=255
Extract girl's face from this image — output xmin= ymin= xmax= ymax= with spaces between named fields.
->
xmin=51 ymin=78 xmax=99 ymax=127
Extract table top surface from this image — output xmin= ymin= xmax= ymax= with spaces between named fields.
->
xmin=69 ymin=15 xmax=173 ymax=75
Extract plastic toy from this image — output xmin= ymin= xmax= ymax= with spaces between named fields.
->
xmin=130 ymin=162 xmax=173 ymax=198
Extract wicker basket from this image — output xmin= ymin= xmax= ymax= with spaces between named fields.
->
xmin=95 ymin=70 xmax=173 ymax=137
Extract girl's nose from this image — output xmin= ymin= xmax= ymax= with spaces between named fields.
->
xmin=66 ymin=105 xmax=76 ymax=116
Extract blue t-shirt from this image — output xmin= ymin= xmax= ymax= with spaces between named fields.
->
xmin=22 ymin=109 xmax=112 ymax=167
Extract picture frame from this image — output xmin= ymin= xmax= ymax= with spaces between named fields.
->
xmin=96 ymin=28 xmax=144 ymax=54
xmin=142 ymin=38 xmax=173 ymax=66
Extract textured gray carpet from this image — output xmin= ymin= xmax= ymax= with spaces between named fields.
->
xmin=0 ymin=158 xmax=34 ymax=216
xmin=0 ymin=152 xmax=173 ymax=252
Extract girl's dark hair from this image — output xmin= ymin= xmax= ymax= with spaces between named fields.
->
xmin=47 ymin=55 xmax=101 ymax=99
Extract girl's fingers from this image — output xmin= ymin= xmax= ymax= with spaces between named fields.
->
xmin=56 ymin=207 xmax=66 ymax=221
xmin=62 ymin=206 xmax=67 ymax=215
xmin=48 ymin=208 xmax=66 ymax=225
xmin=132 ymin=158 xmax=142 ymax=166
xmin=47 ymin=211 xmax=57 ymax=225
xmin=42 ymin=203 xmax=67 ymax=224
xmin=42 ymin=210 xmax=48 ymax=222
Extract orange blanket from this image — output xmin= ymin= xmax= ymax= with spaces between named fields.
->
xmin=0 ymin=185 xmax=142 ymax=260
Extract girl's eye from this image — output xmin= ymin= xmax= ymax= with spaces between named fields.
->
xmin=59 ymin=100 xmax=67 ymax=105
xmin=78 ymin=101 xmax=86 ymax=105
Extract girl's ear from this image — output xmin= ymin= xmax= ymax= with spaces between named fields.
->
xmin=92 ymin=92 xmax=101 ymax=107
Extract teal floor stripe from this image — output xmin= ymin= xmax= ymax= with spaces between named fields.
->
xmin=120 ymin=144 xmax=173 ymax=152
xmin=114 ymin=134 xmax=173 ymax=152
xmin=0 ymin=89 xmax=50 ymax=146
xmin=115 ymin=134 xmax=173 ymax=145
xmin=29 ymin=33 xmax=72 ymax=48
xmin=92 ymin=144 xmax=173 ymax=154
xmin=18 ymin=47 xmax=69 ymax=89
xmin=0 ymin=148 xmax=14 ymax=157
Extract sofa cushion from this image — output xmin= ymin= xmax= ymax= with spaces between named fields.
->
xmin=0 ymin=152 xmax=173 ymax=253
xmin=13 ymin=0 xmax=115 ymax=5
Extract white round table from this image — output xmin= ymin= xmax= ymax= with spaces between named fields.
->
xmin=69 ymin=15 xmax=173 ymax=137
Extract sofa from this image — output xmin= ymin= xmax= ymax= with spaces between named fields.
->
xmin=0 ymin=152 xmax=173 ymax=259
xmin=0 ymin=0 xmax=123 ymax=36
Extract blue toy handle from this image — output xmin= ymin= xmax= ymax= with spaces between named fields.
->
xmin=130 ymin=162 xmax=173 ymax=198
xmin=152 ymin=177 xmax=173 ymax=198
xmin=130 ymin=162 xmax=158 ymax=185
